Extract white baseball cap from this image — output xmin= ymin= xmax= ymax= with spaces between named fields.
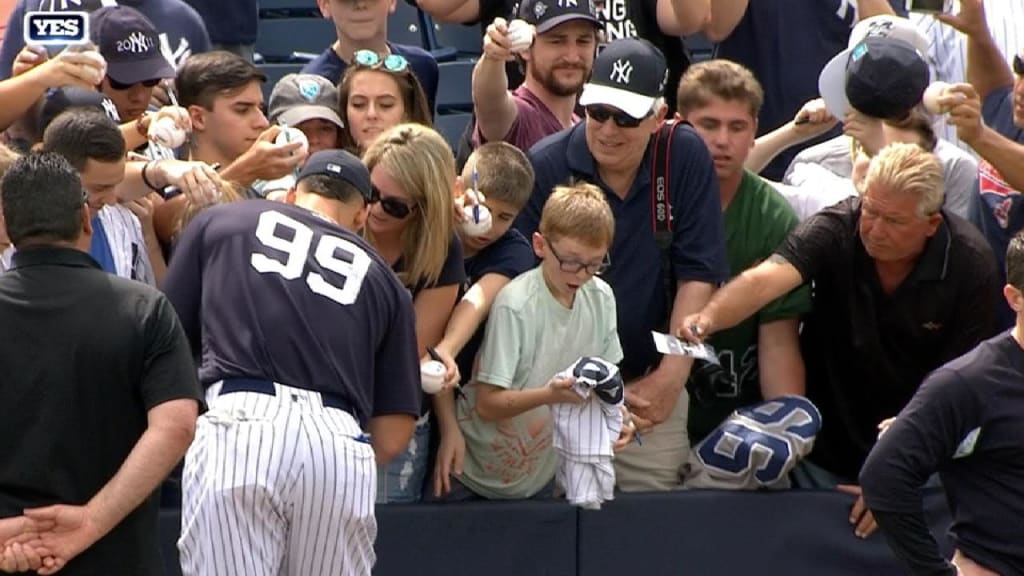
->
xmin=818 ymin=15 xmax=931 ymax=118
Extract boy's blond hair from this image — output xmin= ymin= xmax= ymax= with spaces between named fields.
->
xmin=538 ymin=182 xmax=614 ymax=249
xmin=462 ymin=142 xmax=534 ymax=209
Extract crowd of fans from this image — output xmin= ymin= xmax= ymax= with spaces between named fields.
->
xmin=0 ymin=0 xmax=1023 ymax=574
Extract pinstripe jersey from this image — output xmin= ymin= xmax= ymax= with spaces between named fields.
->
xmin=912 ymin=2 xmax=1024 ymax=151
xmin=97 ymin=204 xmax=156 ymax=285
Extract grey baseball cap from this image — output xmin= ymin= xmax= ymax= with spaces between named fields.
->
xmin=268 ymin=74 xmax=344 ymax=129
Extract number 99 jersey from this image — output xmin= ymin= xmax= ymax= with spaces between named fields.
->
xmin=683 ymin=395 xmax=822 ymax=490
xmin=163 ymin=200 xmax=422 ymax=427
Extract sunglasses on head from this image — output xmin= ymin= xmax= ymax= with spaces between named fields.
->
xmin=1014 ymin=54 xmax=1024 ymax=76
xmin=370 ymin=186 xmax=416 ymax=219
xmin=107 ymin=76 xmax=162 ymax=90
xmin=584 ymin=105 xmax=647 ymax=128
xmin=353 ymin=50 xmax=409 ymax=73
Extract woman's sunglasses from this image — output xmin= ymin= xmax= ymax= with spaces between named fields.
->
xmin=107 ymin=76 xmax=162 ymax=90
xmin=1014 ymin=54 xmax=1024 ymax=76
xmin=353 ymin=50 xmax=409 ymax=73
xmin=370 ymin=186 xmax=417 ymax=219
xmin=584 ymin=105 xmax=647 ymax=128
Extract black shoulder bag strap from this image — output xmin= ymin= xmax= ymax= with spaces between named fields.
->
xmin=650 ymin=119 xmax=681 ymax=330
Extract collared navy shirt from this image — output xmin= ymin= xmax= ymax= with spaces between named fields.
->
xmin=777 ymin=197 xmax=999 ymax=480
xmin=517 ymin=121 xmax=728 ymax=377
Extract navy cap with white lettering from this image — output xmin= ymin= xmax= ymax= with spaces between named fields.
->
xmin=517 ymin=0 xmax=599 ymax=34
xmin=90 ymin=6 xmax=175 ymax=85
xmin=297 ymin=149 xmax=374 ymax=202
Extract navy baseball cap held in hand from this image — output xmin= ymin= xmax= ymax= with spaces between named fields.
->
xmin=90 ymin=6 xmax=175 ymax=86
xmin=517 ymin=0 xmax=600 ymax=34
xmin=578 ymin=38 xmax=668 ymax=119
xmin=844 ymin=37 xmax=929 ymax=120
xmin=297 ymin=150 xmax=374 ymax=202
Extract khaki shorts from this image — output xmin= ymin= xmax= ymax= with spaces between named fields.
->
xmin=614 ymin=388 xmax=690 ymax=492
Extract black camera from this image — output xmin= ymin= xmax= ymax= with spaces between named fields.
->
xmin=686 ymin=359 xmax=739 ymax=406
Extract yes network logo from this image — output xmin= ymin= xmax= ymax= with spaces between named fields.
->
xmin=24 ymin=11 xmax=89 ymax=45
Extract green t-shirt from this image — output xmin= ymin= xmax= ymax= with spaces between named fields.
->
xmin=687 ymin=171 xmax=812 ymax=442
xmin=458 ymin=266 xmax=623 ymax=499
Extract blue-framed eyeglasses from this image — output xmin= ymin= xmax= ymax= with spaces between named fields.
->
xmin=353 ymin=50 xmax=409 ymax=73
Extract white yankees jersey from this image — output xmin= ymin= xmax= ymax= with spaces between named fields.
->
xmin=551 ymin=357 xmax=624 ymax=510
xmin=912 ymin=1 xmax=1024 ymax=152
xmin=683 ymin=395 xmax=822 ymax=491
xmin=97 ymin=204 xmax=156 ymax=286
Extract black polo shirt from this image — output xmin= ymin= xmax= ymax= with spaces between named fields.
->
xmin=776 ymin=197 xmax=999 ymax=480
xmin=0 ymin=247 xmax=201 ymax=575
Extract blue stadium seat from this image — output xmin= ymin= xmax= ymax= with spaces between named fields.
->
xmin=435 ymin=112 xmax=473 ymax=151
xmin=684 ymin=33 xmax=715 ymax=63
xmin=388 ymin=1 xmax=429 ymax=48
xmin=258 ymin=62 xmax=306 ymax=103
xmin=256 ymin=18 xmax=336 ymax=62
xmin=434 ymin=59 xmax=475 ymax=114
xmin=426 ymin=16 xmax=482 ymax=58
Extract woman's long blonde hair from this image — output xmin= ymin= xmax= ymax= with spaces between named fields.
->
xmin=362 ymin=123 xmax=457 ymax=288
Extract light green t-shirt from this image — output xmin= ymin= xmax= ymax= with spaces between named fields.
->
xmin=458 ymin=265 xmax=623 ymax=499
xmin=687 ymin=171 xmax=812 ymax=442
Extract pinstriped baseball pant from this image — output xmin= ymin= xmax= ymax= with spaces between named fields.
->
xmin=178 ymin=381 xmax=376 ymax=576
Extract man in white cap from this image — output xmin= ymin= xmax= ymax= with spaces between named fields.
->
xmin=515 ymin=37 xmax=729 ymax=492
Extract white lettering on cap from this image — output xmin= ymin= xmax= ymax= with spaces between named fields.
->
xmin=116 ymin=31 xmax=154 ymax=54
xmin=609 ymin=58 xmax=632 ymax=84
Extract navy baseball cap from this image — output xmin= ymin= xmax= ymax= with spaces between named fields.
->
xmin=844 ymin=37 xmax=929 ymax=120
xmin=517 ymin=0 xmax=600 ymax=34
xmin=40 ymin=87 xmax=121 ymax=133
xmin=297 ymin=150 xmax=373 ymax=201
xmin=90 ymin=6 xmax=175 ymax=85
xmin=578 ymin=38 xmax=667 ymax=119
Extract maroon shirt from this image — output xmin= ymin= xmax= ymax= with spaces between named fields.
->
xmin=473 ymin=85 xmax=577 ymax=152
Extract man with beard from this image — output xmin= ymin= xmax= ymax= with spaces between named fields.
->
xmin=471 ymin=0 xmax=599 ymax=151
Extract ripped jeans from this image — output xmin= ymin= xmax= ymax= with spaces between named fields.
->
xmin=376 ymin=413 xmax=431 ymax=503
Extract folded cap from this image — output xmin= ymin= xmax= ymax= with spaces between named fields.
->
xmin=297 ymin=149 xmax=373 ymax=201
xmin=578 ymin=38 xmax=667 ymax=119
xmin=516 ymin=0 xmax=600 ymax=34
xmin=268 ymin=74 xmax=344 ymax=129
xmin=91 ymin=6 xmax=175 ymax=85
xmin=818 ymin=15 xmax=930 ymax=118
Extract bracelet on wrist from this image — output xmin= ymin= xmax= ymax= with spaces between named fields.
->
xmin=141 ymin=159 xmax=163 ymax=192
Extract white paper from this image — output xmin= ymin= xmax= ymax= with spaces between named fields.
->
xmin=651 ymin=331 xmax=719 ymax=364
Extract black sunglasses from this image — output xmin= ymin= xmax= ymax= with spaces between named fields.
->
xmin=585 ymin=105 xmax=647 ymax=128
xmin=107 ymin=76 xmax=162 ymax=90
xmin=370 ymin=186 xmax=416 ymax=219
xmin=1014 ymin=54 xmax=1024 ymax=76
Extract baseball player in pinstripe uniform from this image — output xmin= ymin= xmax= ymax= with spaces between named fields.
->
xmin=164 ymin=150 xmax=422 ymax=575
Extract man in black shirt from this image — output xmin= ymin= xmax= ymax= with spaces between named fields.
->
xmin=861 ymin=230 xmax=1024 ymax=576
xmin=680 ymin=143 xmax=999 ymax=538
xmin=0 ymin=152 xmax=201 ymax=573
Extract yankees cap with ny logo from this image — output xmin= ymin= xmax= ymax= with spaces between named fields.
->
xmin=578 ymin=38 xmax=667 ymax=120
xmin=90 ymin=5 xmax=175 ymax=86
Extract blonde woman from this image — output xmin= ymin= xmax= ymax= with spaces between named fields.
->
xmin=363 ymin=123 xmax=465 ymax=502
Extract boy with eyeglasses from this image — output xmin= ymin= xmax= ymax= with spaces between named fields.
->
xmin=304 ymin=0 xmax=438 ymax=110
xmin=516 ymin=38 xmax=728 ymax=493
xmin=448 ymin=182 xmax=628 ymax=501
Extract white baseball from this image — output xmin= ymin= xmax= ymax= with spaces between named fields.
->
xmin=922 ymin=81 xmax=953 ymax=115
xmin=461 ymin=204 xmax=492 ymax=237
xmin=148 ymin=116 xmax=188 ymax=148
xmin=420 ymin=360 xmax=447 ymax=394
xmin=506 ymin=19 xmax=535 ymax=53
xmin=275 ymin=126 xmax=309 ymax=157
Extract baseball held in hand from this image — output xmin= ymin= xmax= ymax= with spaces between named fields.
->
xmin=506 ymin=19 xmax=535 ymax=53
xmin=461 ymin=204 xmax=492 ymax=237
xmin=149 ymin=116 xmax=188 ymax=148
xmin=922 ymin=81 xmax=953 ymax=115
xmin=275 ymin=126 xmax=309 ymax=157
xmin=420 ymin=361 xmax=446 ymax=394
